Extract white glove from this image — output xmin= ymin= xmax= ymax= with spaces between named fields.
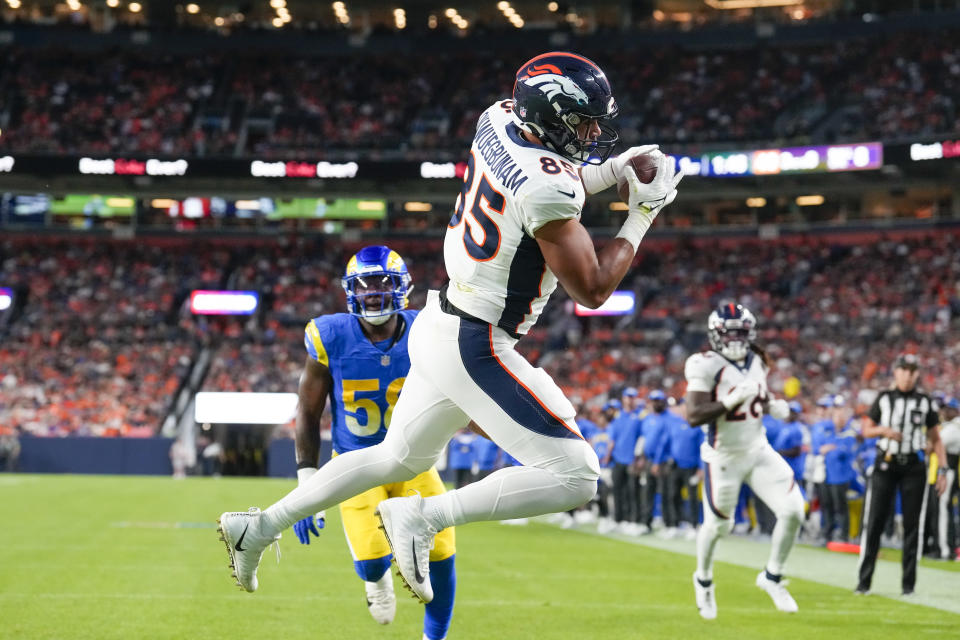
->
xmin=616 ymin=151 xmax=684 ymax=251
xmin=580 ymin=144 xmax=659 ymax=195
xmin=768 ymin=398 xmax=790 ymax=420
xmin=721 ymin=380 xmax=762 ymax=411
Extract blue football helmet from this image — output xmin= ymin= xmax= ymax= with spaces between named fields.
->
xmin=707 ymin=303 xmax=757 ymax=362
xmin=512 ymin=51 xmax=619 ymax=164
xmin=342 ymin=245 xmax=412 ymax=325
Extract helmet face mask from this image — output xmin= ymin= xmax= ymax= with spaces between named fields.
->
xmin=707 ymin=305 xmax=757 ymax=362
xmin=513 ymin=52 xmax=619 ymax=164
xmin=342 ymin=246 xmax=412 ymax=325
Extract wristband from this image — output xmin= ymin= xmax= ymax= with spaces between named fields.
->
xmin=297 ymin=466 xmax=318 ymax=485
xmin=615 ymin=209 xmax=654 ymax=252
xmin=938 ymin=467 xmax=949 ymax=476
xmin=579 ymin=161 xmax=617 ymax=195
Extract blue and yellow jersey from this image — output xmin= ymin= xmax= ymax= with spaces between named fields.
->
xmin=304 ymin=309 xmax=419 ymax=455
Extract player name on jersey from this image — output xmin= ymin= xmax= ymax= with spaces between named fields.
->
xmin=474 ymin=109 xmax=530 ymax=196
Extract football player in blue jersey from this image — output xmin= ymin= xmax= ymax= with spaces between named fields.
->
xmin=290 ymin=246 xmax=456 ymax=640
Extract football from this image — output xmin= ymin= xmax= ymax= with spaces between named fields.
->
xmin=618 ymin=153 xmax=658 ymax=202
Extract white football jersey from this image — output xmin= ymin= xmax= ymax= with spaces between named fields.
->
xmin=444 ymin=100 xmax=585 ymax=336
xmin=685 ymin=350 xmax=770 ymax=451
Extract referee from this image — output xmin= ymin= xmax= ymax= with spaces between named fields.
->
xmin=856 ymin=354 xmax=949 ymax=595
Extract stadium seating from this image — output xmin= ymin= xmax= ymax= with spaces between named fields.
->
xmin=2 ymin=228 xmax=958 ymax=435
xmin=1 ymin=29 xmax=958 ymax=158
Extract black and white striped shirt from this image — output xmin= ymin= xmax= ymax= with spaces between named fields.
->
xmin=868 ymin=389 xmax=939 ymax=455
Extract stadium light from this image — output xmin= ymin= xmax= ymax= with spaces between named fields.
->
xmin=394 ymin=7 xmax=406 ymax=29
xmin=444 ymin=8 xmax=456 ymax=17
xmin=7 ymin=0 xmax=21 ymax=8
xmin=746 ymin=197 xmax=767 ymax=207
xmin=272 ymin=16 xmax=283 ymax=27
xmin=403 ymin=202 xmax=433 ymax=212
xmin=214 ymin=16 xmax=225 ymax=26
xmin=428 ymin=14 xmax=437 ymax=27
xmin=796 ymin=195 xmax=825 ymax=206
xmin=66 ymin=0 xmax=81 ymax=11
xmin=270 ymin=0 xmax=286 ymax=8
xmin=547 ymin=1 xmax=558 ymax=11
xmin=497 ymin=1 xmax=509 ymax=9
xmin=186 ymin=3 xmax=199 ymax=14
xmin=128 ymin=2 xmax=142 ymax=13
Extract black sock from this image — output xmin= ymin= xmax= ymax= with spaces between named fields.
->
xmin=765 ymin=569 xmax=781 ymax=583
xmin=697 ymin=577 xmax=713 ymax=588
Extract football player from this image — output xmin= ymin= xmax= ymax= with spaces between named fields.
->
xmin=218 ymin=51 xmax=682 ymax=604
xmin=685 ymin=304 xmax=805 ymax=619
xmin=292 ymin=246 xmax=458 ymax=640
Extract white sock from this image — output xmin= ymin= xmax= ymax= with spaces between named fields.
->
xmin=696 ymin=525 xmax=721 ymax=581
xmin=422 ymin=466 xmax=592 ymax=530
xmin=767 ymin=513 xmax=801 ymax=576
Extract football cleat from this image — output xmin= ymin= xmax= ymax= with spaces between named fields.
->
xmin=693 ymin=573 xmax=717 ymax=620
xmin=375 ymin=495 xmax=437 ymax=604
xmin=756 ymin=571 xmax=798 ymax=613
xmin=365 ymin=573 xmax=397 ymax=625
xmin=216 ymin=508 xmax=281 ymax=593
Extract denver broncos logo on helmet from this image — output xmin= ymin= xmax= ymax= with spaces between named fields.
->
xmin=521 ymin=73 xmax=589 ymax=105
xmin=525 ymin=63 xmax=563 ymax=77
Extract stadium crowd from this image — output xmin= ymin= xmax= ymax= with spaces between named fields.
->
xmin=2 ymin=229 xmax=958 ymax=438
xmin=1 ymin=28 xmax=958 ymax=158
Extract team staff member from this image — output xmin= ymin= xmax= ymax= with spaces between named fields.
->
xmin=856 ymin=354 xmax=948 ymax=596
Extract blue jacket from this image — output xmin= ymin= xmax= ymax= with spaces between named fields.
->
xmin=662 ymin=416 xmax=703 ymax=469
xmin=641 ymin=410 xmax=675 ymax=465
xmin=608 ymin=412 xmax=642 ymax=466
xmin=576 ymin=418 xmax=599 ymax=441
xmin=472 ymin=437 xmax=500 ymax=471
xmin=763 ymin=415 xmax=785 ymax=447
xmin=448 ymin=432 xmax=476 ymax=470
xmin=774 ymin=420 xmax=806 ymax=483
xmin=813 ymin=422 xmax=858 ymax=485
xmin=591 ymin=429 xmax=614 ymax=468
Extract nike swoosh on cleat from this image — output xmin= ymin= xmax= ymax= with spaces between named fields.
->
xmin=412 ymin=539 xmax=425 ymax=584
xmin=558 ymin=189 xmax=576 ymax=199
xmin=235 ymin=523 xmax=249 ymax=551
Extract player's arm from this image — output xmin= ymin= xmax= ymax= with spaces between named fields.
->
xmin=295 ymin=355 xmax=332 ymax=469
xmin=686 ymin=378 xmax=763 ymax=427
xmin=926 ymin=406 xmax=949 ymax=495
xmin=292 ymin=354 xmax=332 ymax=544
xmin=536 ymin=219 xmax=637 ymax=309
xmin=535 ymin=151 xmax=682 ymax=309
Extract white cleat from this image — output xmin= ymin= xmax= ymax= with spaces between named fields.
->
xmin=365 ymin=573 xmax=397 ymax=625
xmin=693 ymin=573 xmax=717 ymax=620
xmin=375 ymin=495 xmax=437 ymax=604
xmin=216 ymin=508 xmax=280 ymax=593
xmin=756 ymin=571 xmax=799 ymax=613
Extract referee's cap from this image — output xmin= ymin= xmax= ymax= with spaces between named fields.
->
xmin=893 ymin=353 xmax=919 ymax=370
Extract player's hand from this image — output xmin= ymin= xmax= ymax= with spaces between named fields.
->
xmin=884 ymin=428 xmax=903 ymax=442
xmin=768 ymin=398 xmax=790 ymax=420
xmin=721 ymin=380 xmax=762 ymax=411
xmin=611 ymin=145 xmax=660 ymax=181
xmin=622 ymin=150 xmax=684 ymax=217
xmin=293 ymin=511 xmax=326 ymax=545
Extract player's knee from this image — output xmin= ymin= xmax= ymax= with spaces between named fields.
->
xmin=354 ymin=556 xmax=392 ymax=582
xmin=559 ymin=441 xmax=601 ymax=501
xmin=702 ymin=516 xmax=733 ymax=540
xmin=779 ymin=492 xmax=805 ymax=525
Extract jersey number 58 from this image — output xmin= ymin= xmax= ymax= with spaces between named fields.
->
xmin=341 ymin=377 xmax=405 ymax=436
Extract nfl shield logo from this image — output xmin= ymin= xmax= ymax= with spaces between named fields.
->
xmin=381 ymin=355 xmax=391 ymax=367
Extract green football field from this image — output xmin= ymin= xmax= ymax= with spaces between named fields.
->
xmin=1 ymin=474 xmax=956 ymax=640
